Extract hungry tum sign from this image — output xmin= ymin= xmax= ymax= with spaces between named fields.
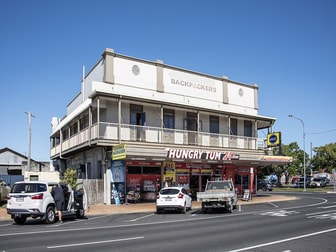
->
xmin=167 ymin=149 xmax=240 ymax=161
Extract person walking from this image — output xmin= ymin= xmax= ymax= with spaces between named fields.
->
xmin=52 ymin=184 xmax=65 ymax=224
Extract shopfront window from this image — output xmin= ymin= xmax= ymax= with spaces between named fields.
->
xmin=127 ymin=166 xmax=141 ymax=174
xmin=143 ymin=166 xmax=161 ymax=174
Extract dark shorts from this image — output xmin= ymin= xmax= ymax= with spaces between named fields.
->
xmin=55 ymin=200 xmax=64 ymax=211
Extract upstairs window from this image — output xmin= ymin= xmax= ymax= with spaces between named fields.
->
xmin=244 ymin=120 xmax=252 ymax=137
xmin=230 ymin=118 xmax=237 ymax=135
xmin=163 ymin=109 xmax=175 ymax=129
xmin=210 ymin=115 xmax=219 ymax=134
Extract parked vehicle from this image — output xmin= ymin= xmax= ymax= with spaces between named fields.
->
xmin=291 ymin=176 xmax=313 ymax=188
xmin=156 ymin=187 xmax=192 ymax=213
xmin=257 ymin=179 xmax=273 ymax=191
xmin=197 ymin=180 xmax=238 ymax=213
xmin=0 ymin=179 xmax=11 ymax=202
xmin=321 ymin=177 xmax=330 ymax=184
xmin=7 ymin=181 xmax=87 ymax=224
xmin=309 ymin=177 xmax=326 ymax=188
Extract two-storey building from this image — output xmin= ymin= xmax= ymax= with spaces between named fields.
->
xmin=50 ymin=48 xmax=291 ymax=205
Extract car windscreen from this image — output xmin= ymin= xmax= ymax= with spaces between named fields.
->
xmin=206 ymin=182 xmax=231 ymax=190
xmin=11 ymin=183 xmax=47 ymax=193
xmin=160 ymin=188 xmax=180 ymax=195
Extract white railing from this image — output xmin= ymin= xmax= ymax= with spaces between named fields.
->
xmin=51 ymin=122 xmax=266 ymax=156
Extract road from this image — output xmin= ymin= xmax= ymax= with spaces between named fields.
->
xmin=0 ymin=192 xmax=335 ymax=251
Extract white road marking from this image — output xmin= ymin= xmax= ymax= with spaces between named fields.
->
xmin=47 ymin=236 xmax=144 ymax=249
xmin=306 ymin=209 xmax=336 ymax=216
xmin=317 ymin=205 xmax=336 ymax=209
xmin=268 ymin=202 xmax=279 ymax=207
xmin=125 ymin=213 xmax=155 ymax=222
xmin=227 ymin=228 xmax=336 ymax=252
xmin=307 ymin=212 xmax=336 ymax=220
xmin=259 ymin=210 xmax=298 ymax=217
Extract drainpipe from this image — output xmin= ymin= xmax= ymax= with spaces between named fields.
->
xmin=89 ymin=105 xmax=92 ymax=146
xmin=118 ymin=97 xmax=121 ymax=143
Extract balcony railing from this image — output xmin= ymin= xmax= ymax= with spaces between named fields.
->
xmin=50 ymin=122 xmax=267 ymax=157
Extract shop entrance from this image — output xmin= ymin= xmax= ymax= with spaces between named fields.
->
xmin=190 ymin=174 xmax=211 ymax=200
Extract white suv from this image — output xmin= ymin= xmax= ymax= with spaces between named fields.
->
xmin=7 ymin=181 xmax=86 ymax=224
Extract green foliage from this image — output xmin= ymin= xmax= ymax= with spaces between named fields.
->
xmin=311 ymin=143 xmax=336 ymax=173
xmin=260 ymin=142 xmax=311 ymax=185
xmin=61 ymin=168 xmax=78 ymax=188
xmin=260 ymin=142 xmax=336 ymax=182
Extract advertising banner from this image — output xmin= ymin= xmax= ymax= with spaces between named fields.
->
xmin=111 ymin=160 xmax=125 ymax=183
xmin=112 ymin=144 xmax=126 ymax=160
xmin=163 ymin=161 xmax=176 ymax=186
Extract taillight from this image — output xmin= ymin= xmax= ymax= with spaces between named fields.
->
xmin=178 ymin=193 xmax=184 ymax=199
xmin=31 ymin=193 xmax=44 ymax=200
xmin=6 ymin=195 xmax=11 ymax=200
xmin=157 ymin=194 xmax=160 ymax=199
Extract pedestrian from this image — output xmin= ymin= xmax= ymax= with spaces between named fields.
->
xmin=52 ymin=184 xmax=65 ymax=224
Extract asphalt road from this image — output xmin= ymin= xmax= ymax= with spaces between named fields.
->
xmin=0 ymin=191 xmax=335 ymax=252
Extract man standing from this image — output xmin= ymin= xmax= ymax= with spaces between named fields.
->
xmin=52 ymin=184 xmax=65 ymax=224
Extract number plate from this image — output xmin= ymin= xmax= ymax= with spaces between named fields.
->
xmin=165 ymin=198 xmax=172 ymax=201
xmin=16 ymin=197 xmax=24 ymax=202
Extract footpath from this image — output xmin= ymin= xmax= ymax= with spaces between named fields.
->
xmin=85 ymin=194 xmax=296 ymax=215
xmin=0 ymin=194 xmax=297 ymax=221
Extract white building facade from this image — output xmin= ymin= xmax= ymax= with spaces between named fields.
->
xmin=50 ymin=48 xmax=291 ymax=205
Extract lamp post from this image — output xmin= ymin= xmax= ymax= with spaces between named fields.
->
xmin=288 ymin=114 xmax=306 ymax=191
xmin=25 ymin=111 xmax=35 ymax=172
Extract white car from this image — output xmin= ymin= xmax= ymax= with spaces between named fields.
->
xmin=156 ymin=187 xmax=192 ymax=214
xmin=7 ymin=181 xmax=87 ymax=224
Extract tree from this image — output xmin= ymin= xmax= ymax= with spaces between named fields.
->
xmin=311 ymin=143 xmax=336 ymax=174
xmin=61 ymin=168 xmax=78 ymax=189
xmin=260 ymin=142 xmax=310 ymax=186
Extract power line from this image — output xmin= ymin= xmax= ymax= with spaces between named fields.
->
xmin=306 ymin=129 xmax=336 ymax=135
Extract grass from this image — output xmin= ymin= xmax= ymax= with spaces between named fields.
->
xmin=273 ymin=185 xmax=335 ymax=193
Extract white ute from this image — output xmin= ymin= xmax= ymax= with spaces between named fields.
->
xmin=197 ymin=180 xmax=238 ymax=213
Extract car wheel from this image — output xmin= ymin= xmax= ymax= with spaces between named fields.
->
xmin=262 ymin=185 xmax=267 ymax=191
xmin=188 ymin=201 xmax=192 ymax=211
xmin=76 ymin=208 xmax=85 ymax=218
xmin=227 ymin=202 xmax=233 ymax=213
xmin=156 ymin=207 xmax=162 ymax=214
xmin=182 ymin=203 xmax=187 ymax=214
xmin=14 ymin=216 xmax=27 ymax=225
xmin=45 ymin=206 xmax=56 ymax=224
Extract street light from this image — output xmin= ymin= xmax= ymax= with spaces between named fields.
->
xmin=25 ymin=111 xmax=35 ymax=172
xmin=288 ymin=114 xmax=306 ymax=191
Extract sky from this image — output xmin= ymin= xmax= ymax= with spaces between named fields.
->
xmin=1 ymin=0 xmax=335 ymax=161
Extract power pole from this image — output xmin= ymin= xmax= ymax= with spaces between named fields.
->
xmin=25 ymin=111 xmax=35 ymax=172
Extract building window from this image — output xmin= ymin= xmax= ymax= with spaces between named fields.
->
xmin=244 ymin=120 xmax=252 ymax=137
xmin=79 ymin=114 xmax=89 ymax=130
xmin=62 ymin=128 xmax=69 ymax=140
xmin=163 ymin=109 xmax=175 ymax=129
xmin=130 ymin=104 xmax=144 ymax=126
xmin=230 ymin=118 xmax=237 ymax=135
xmin=70 ymin=121 xmax=78 ymax=136
xmin=128 ymin=166 xmax=142 ymax=174
xmin=143 ymin=166 xmax=161 ymax=174
xmin=210 ymin=115 xmax=219 ymax=134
